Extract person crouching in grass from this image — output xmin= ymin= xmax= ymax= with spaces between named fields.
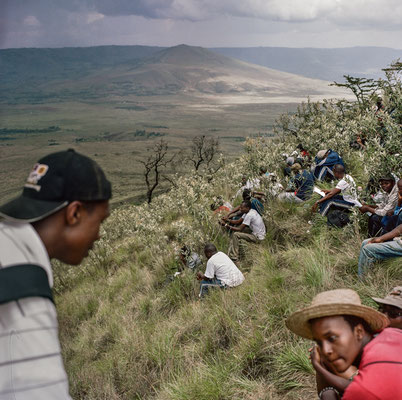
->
xmin=286 ymin=289 xmax=402 ymax=399
xmin=196 ymin=243 xmax=244 ymax=298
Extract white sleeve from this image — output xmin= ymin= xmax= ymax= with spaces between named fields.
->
xmin=243 ymin=212 xmax=252 ymax=227
xmin=204 ymin=259 xmax=215 ymax=279
xmin=336 ymin=179 xmax=348 ymax=191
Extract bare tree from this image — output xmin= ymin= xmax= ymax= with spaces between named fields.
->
xmin=188 ymin=135 xmax=219 ymax=171
xmin=140 ymin=140 xmax=174 ymax=204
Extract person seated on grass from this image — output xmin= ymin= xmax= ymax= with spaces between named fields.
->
xmin=313 ymin=149 xmax=345 ymax=182
xmin=196 ymin=243 xmax=244 ymax=298
xmin=359 ymin=174 xmax=399 ymax=237
xmin=357 ymin=222 xmax=402 ymax=277
xmin=278 ymin=163 xmax=314 ymax=203
xmin=179 ymin=246 xmax=202 ymax=271
xmin=383 ymin=178 xmax=402 ymax=233
xmin=234 ymin=175 xmax=249 ymax=199
xmin=266 ymin=173 xmax=284 ymax=198
xmin=286 ymin=288 xmax=402 ymax=400
xmin=372 ymin=286 xmax=402 ymax=330
xmin=224 ymin=200 xmax=266 ymax=262
xmin=312 ymin=164 xmax=361 ymax=216
xmin=222 ymin=189 xmax=264 ymax=227
xmin=296 ymin=143 xmax=312 ymax=167
xmin=283 ymin=156 xmax=295 ymax=177
xmin=210 ymin=196 xmax=232 ymax=215
xmin=0 ymin=149 xmax=111 ymax=399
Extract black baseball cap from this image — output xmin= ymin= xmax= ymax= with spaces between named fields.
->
xmin=0 ymin=149 xmax=112 ymax=222
xmin=379 ymin=173 xmax=395 ymax=182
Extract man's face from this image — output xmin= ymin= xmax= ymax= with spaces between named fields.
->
xmin=334 ymin=170 xmax=344 ymax=180
xmin=378 ymin=304 xmax=402 ymax=330
xmin=311 ymin=316 xmax=363 ymax=374
xmin=240 ymin=203 xmax=250 ymax=214
xmin=63 ymin=201 xmax=110 ymax=265
xmin=379 ymin=179 xmax=394 ymax=193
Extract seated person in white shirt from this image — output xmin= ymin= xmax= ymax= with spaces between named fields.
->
xmin=197 ymin=243 xmax=245 ymax=298
xmin=225 ymin=200 xmax=266 ymax=262
xmin=312 ymin=164 xmax=362 ymax=216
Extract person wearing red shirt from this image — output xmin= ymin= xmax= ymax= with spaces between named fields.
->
xmin=286 ymin=289 xmax=402 ymax=399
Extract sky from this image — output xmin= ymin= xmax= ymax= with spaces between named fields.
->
xmin=1 ymin=0 xmax=402 ymax=49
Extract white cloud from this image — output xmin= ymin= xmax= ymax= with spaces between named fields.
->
xmin=23 ymin=15 xmax=40 ymax=27
xmin=87 ymin=12 xmax=104 ymax=24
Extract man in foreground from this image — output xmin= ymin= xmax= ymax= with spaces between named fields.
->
xmin=287 ymin=288 xmax=401 ymax=400
xmin=0 ymin=149 xmax=111 ymax=399
xmin=197 ymin=243 xmax=244 ymax=298
xmin=357 ymin=222 xmax=402 ymax=277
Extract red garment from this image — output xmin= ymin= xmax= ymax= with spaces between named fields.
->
xmin=342 ymin=328 xmax=402 ymax=400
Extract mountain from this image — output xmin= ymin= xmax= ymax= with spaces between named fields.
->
xmin=0 ymin=44 xmax=347 ymax=104
xmin=211 ymin=46 xmax=402 ymax=82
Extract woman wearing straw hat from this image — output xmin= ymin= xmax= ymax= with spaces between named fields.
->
xmin=286 ymin=289 xmax=402 ymax=399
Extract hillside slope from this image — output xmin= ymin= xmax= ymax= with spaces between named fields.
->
xmin=54 ymin=97 xmax=401 ymax=400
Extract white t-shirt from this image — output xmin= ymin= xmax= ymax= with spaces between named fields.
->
xmin=242 ymin=209 xmax=266 ymax=240
xmin=0 ymin=221 xmax=72 ymax=399
xmin=336 ymin=174 xmax=362 ymax=207
xmin=204 ymin=251 xmax=245 ymax=287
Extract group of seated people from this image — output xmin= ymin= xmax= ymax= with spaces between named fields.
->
xmin=182 ymin=145 xmax=400 ymax=297
xmin=178 ymin=145 xmax=401 ymax=397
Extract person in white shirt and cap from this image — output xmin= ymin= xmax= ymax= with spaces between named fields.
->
xmin=0 ymin=149 xmax=111 ymax=399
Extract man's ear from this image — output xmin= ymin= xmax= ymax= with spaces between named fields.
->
xmin=64 ymin=201 xmax=85 ymax=226
xmin=354 ymin=324 xmax=365 ymax=341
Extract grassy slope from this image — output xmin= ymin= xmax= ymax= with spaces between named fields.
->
xmin=54 ymin=150 xmax=401 ymax=400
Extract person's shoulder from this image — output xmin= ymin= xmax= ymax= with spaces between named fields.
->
xmin=362 ymin=328 xmax=402 ymax=364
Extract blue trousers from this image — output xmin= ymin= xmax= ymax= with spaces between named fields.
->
xmin=319 ymin=195 xmax=355 ymax=216
xmin=199 ymin=278 xmax=225 ymax=298
xmin=358 ymin=238 xmax=402 ymax=276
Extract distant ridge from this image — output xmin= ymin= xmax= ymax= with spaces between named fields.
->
xmin=0 ymin=44 xmax=357 ymax=103
xmin=211 ymin=46 xmax=402 ymax=81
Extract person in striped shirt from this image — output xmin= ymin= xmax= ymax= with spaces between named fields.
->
xmin=0 ymin=149 xmax=111 ymax=399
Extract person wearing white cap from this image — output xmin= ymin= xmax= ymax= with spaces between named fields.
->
xmin=286 ymin=289 xmax=402 ymax=400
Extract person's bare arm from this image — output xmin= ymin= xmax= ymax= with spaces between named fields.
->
xmin=227 ymin=223 xmax=246 ymax=233
xmin=369 ymin=223 xmax=402 ymax=244
xmin=197 ymin=271 xmax=211 ymax=281
xmin=222 ymin=206 xmax=241 ymax=221
xmin=311 ymin=346 xmax=350 ymax=396
xmin=312 ymin=188 xmax=341 ymax=212
xmin=359 ymin=204 xmax=378 ymax=214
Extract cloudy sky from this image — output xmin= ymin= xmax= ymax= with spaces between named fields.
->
xmin=1 ymin=0 xmax=401 ymax=49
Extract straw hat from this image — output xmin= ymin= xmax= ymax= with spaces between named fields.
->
xmin=286 ymin=289 xmax=389 ymax=339
xmin=372 ymin=286 xmax=402 ymax=309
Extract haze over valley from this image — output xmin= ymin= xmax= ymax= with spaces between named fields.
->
xmin=0 ymin=44 xmax=398 ymax=204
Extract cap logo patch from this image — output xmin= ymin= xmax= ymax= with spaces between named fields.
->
xmin=24 ymin=163 xmax=49 ymax=192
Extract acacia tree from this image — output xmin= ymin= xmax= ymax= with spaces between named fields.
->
xmin=140 ymin=140 xmax=175 ymax=204
xmin=188 ymin=135 xmax=220 ymax=171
